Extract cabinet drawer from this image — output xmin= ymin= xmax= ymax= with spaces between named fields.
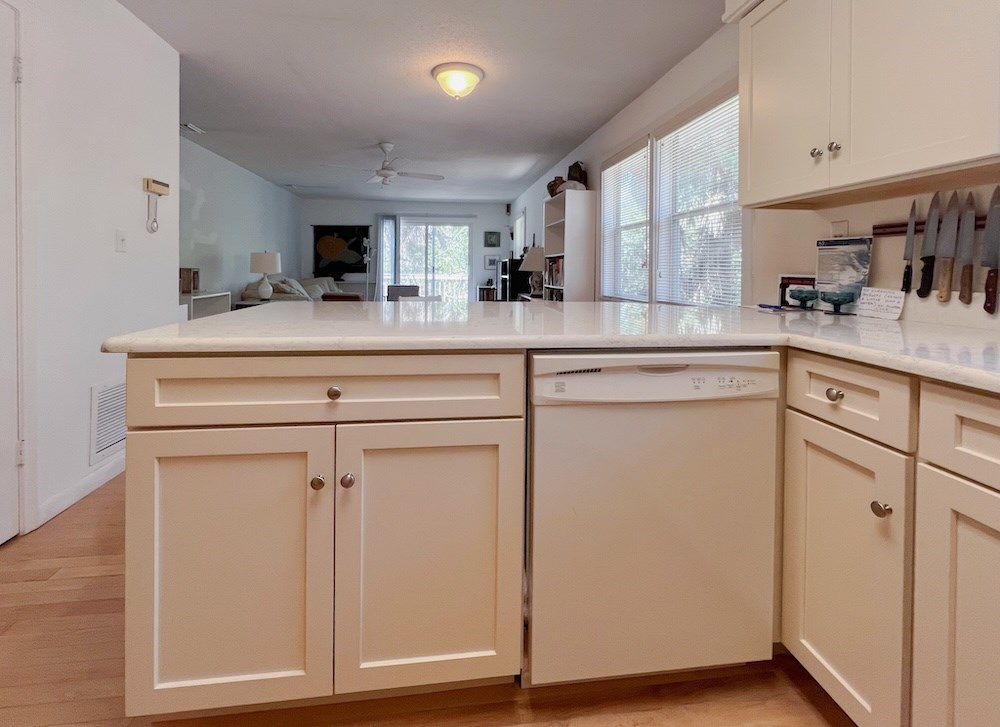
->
xmin=128 ymin=354 xmax=525 ymax=427
xmin=919 ymin=383 xmax=1000 ymax=492
xmin=787 ymin=351 xmax=916 ymax=451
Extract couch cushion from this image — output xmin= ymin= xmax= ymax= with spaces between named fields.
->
xmin=271 ymin=277 xmax=310 ymax=299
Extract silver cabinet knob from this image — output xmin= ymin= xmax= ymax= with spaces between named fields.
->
xmin=827 ymin=141 xmax=842 ymax=153
xmin=825 ymin=387 xmax=845 ymax=402
xmin=310 ymin=475 xmax=326 ymax=491
xmin=870 ymin=501 xmax=893 ymax=518
xmin=340 ymin=473 xmax=356 ymax=489
xmin=810 ymin=147 xmax=824 ymax=158
xmin=327 ymin=386 xmax=343 ymax=401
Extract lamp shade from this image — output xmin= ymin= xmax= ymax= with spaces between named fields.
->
xmin=520 ymin=246 xmax=545 ymax=272
xmin=250 ymin=252 xmax=281 ymax=275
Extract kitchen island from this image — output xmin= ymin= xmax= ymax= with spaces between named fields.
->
xmin=103 ymin=301 xmax=1000 ymax=723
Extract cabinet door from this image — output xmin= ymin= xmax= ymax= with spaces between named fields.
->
xmin=829 ymin=0 xmax=1000 ymax=187
xmin=783 ymin=411 xmax=913 ymax=727
xmin=125 ymin=426 xmax=335 ymax=716
xmin=334 ymin=418 xmax=524 ymax=694
xmin=739 ymin=0 xmax=832 ymax=205
xmin=912 ymin=464 xmax=1000 ymax=726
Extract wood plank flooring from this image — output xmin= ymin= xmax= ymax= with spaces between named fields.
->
xmin=0 ymin=475 xmax=855 ymax=727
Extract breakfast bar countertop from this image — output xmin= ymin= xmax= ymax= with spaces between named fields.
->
xmin=101 ymin=301 xmax=1000 ymax=394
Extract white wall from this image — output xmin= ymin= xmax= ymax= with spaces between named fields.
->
xmin=299 ymin=198 xmax=511 ymax=296
xmin=180 ymin=138 xmax=301 ymax=300
xmin=17 ymin=0 xmax=179 ymax=530
xmin=510 ymin=23 xmax=816 ymax=305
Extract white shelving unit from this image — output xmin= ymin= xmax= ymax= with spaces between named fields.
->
xmin=542 ymin=190 xmax=596 ymax=302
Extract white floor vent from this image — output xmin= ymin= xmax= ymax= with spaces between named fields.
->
xmin=90 ymin=381 xmax=126 ymax=465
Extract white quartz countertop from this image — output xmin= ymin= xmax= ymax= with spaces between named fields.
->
xmin=102 ymin=301 xmax=1000 ymax=394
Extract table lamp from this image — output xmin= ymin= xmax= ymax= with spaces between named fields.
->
xmin=520 ymin=246 xmax=545 ymax=296
xmin=250 ymin=252 xmax=281 ymax=300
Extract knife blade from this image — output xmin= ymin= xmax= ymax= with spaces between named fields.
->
xmin=901 ymin=201 xmax=917 ymax=293
xmin=935 ymin=192 xmax=961 ymax=303
xmin=956 ymin=193 xmax=977 ymax=304
xmin=983 ymin=186 xmax=1000 ymax=314
xmin=916 ymin=192 xmax=941 ymax=298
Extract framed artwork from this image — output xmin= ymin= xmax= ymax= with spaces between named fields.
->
xmin=312 ymin=225 xmax=371 ymax=279
xmin=484 ymin=254 xmax=500 ymax=270
xmin=484 ymin=230 xmax=501 ymax=248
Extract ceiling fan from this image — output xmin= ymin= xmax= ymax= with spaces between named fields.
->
xmin=325 ymin=142 xmax=445 ymax=186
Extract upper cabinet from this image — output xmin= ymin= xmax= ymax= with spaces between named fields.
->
xmin=740 ymin=0 xmax=1000 ymax=208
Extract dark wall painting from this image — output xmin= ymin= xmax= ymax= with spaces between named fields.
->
xmin=312 ymin=225 xmax=371 ymax=279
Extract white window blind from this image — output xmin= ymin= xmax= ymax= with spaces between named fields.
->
xmin=601 ymin=144 xmax=650 ymax=300
xmin=654 ymin=96 xmax=741 ymax=306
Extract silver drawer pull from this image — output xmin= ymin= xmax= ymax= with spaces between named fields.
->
xmin=825 ymin=387 xmax=845 ymax=402
xmin=870 ymin=501 xmax=893 ymax=518
xmin=340 ymin=473 xmax=356 ymax=489
xmin=310 ymin=475 xmax=326 ymax=491
xmin=327 ymin=386 xmax=343 ymax=401
xmin=810 ymin=147 xmax=824 ymax=159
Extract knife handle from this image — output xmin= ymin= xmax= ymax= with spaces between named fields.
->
xmin=916 ymin=256 xmax=935 ymax=298
xmin=936 ymin=259 xmax=954 ymax=303
xmin=986 ymin=268 xmax=999 ymax=314
xmin=958 ymin=264 xmax=974 ymax=304
xmin=901 ymin=263 xmax=913 ymax=293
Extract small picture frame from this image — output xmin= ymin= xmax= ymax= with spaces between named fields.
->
xmin=484 ymin=230 xmax=501 ymax=248
xmin=484 ymin=254 xmax=500 ymax=270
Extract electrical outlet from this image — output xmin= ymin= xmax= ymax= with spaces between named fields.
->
xmin=115 ymin=228 xmax=127 ymax=253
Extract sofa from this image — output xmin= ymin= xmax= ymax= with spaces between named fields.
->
xmin=241 ymin=275 xmax=362 ymax=302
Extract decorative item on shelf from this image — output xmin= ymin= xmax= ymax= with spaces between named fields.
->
xmin=546 ymin=176 xmax=565 ymax=197
xmin=250 ymin=251 xmax=281 ymax=301
xmin=567 ymin=161 xmax=588 ymax=188
xmin=520 ymin=246 xmax=545 ymax=296
xmin=556 ymin=180 xmax=587 ymax=194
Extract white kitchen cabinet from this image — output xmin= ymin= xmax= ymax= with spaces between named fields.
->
xmin=911 ymin=464 xmax=1000 ymax=726
xmin=741 ymin=0 xmax=1000 ymax=207
xmin=123 ymin=353 xmax=526 ymax=716
xmin=911 ymin=383 xmax=1000 ymax=726
xmin=124 ymin=426 xmax=335 ymax=716
xmin=783 ymin=410 xmax=913 ymax=727
xmin=333 ymin=418 xmax=524 ymax=693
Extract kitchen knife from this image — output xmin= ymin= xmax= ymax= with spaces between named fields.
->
xmin=956 ymin=193 xmax=977 ymax=304
xmin=983 ymin=186 xmax=1000 ymax=314
xmin=934 ymin=192 xmax=961 ymax=303
xmin=901 ymin=201 xmax=917 ymax=293
xmin=916 ymin=192 xmax=941 ymax=298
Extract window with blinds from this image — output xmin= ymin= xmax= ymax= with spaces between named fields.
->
xmin=601 ymin=144 xmax=649 ymax=300
xmin=654 ymin=96 xmax=741 ymax=306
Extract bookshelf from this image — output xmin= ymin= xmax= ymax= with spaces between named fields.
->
xmin=542 ymin=189 xmax=597 ymax=301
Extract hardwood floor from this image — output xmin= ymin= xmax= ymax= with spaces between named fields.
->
xmin=0 ymin=475 xmax=855 ymax=727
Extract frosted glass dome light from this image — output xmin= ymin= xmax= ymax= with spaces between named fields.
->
xmin=432 ymin=62 xmax=484 ymax=99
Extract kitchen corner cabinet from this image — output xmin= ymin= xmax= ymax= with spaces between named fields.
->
xmin=740 ymin=0 xmax=1000 ymax=207
xmin=124 ymin=353 xmax=525 ymax=716
xmin=542 ymin=189 xmax=596 ymax=302
xmin=911 ymin=384 xmax=1000 ymax=726
xmin=783 ymin=351 xmax=916 ymax=727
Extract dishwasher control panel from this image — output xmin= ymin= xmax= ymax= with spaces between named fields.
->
xmin=532 ymin=351 xmax=780 ymax=404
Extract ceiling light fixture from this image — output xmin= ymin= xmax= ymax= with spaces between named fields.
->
xmin=432 ymin=62 xmax=484 ymax=99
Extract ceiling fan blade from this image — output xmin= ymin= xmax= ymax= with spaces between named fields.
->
xmin=365 ymin=174 xmax=383 ymax=184
xmin=397 ymin=171 xmax=444 ymax=181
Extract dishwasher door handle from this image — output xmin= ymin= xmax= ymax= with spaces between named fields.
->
xmin=636 ymin=364 xmax=690 ymax=375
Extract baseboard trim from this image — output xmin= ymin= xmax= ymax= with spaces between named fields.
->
xmin=28 ymin=453 xmax=125 ymax=532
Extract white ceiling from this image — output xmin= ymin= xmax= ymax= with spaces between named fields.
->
xmin=118 ymin=0 xmax=725 ymax=203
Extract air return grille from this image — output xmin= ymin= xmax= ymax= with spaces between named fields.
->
xmin=90 ymin=381 xmax=126 ymax=465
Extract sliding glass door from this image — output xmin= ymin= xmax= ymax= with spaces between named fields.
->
xmin=397 ymin=218 xmax=472 ymax=302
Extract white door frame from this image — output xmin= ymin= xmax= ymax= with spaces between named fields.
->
xmin=0 ymin=0 xmax=21 ymax=544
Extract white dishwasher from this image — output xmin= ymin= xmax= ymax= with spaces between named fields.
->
xmin=527 ymin=350 xmax=780 ymax=685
